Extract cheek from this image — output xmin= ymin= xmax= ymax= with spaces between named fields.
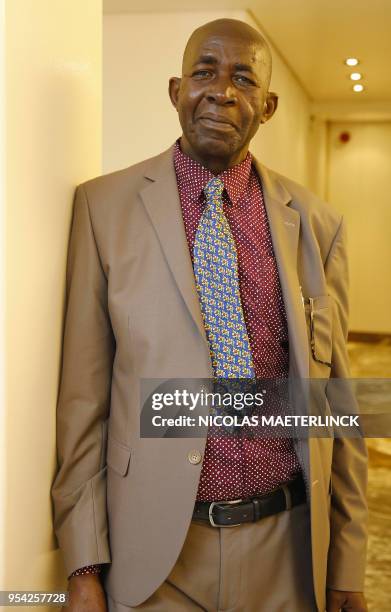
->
xmin=241 ymin=98 xmax=263 ymax=129
xmin=177 ymin=87 xmax=203 ymax=122
xmin=247 ymin=95 xmax=263 ymax=117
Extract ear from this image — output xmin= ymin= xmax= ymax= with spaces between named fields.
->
xmin=168 ymin=77 xmax=181 ymax=110
xmin=260 ymin=91 xmax=278 ymax=124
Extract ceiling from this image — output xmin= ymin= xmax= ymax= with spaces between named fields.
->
xmin=103 ymin=0 xmax=391 ymax=103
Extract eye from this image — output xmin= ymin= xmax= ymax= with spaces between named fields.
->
xmin=234 ymin=74 xmax=255 ymax=85
xmin=192 ymin=69 xmax=213 ymax=79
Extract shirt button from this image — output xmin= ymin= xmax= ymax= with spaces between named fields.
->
xmin=188 ymin=450 xmax=202 ymax=465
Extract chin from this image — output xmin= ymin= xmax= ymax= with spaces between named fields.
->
xmin=194 ymin=133 xmax=240 ymax=159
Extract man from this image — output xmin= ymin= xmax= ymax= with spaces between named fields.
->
xmin=51 ymin=18 xmax=368 ymax=612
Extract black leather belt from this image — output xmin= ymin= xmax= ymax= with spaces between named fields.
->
xmin=193 ymin=475 xmax=306 ymax=527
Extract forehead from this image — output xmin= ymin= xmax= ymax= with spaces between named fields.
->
xmin=186 ymin=33 xmax=263 ymax=68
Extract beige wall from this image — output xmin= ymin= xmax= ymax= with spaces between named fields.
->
xmin=103 ymin=10 xmax=312 ymax=186
xmin=0 ymin=0 xmax=5 ymax=592
xmin=327 ymin=121 xmax=391 ymax=333
xmin=307 ymin=116 xmax=328 ymax=200
xmin=3 ymin=0 xmax=102 ymax=593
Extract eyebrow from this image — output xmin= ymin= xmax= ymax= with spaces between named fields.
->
xmin=193 ymin=55 xmax=217 ymax=66
xmin=193 ymin=56 xmax=256 ymax=73
xmin=233 ymin=63 xmax=255 ymax=73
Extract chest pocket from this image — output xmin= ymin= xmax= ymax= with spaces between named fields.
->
xmin=304 ymin=295 xmax=333 ymax=368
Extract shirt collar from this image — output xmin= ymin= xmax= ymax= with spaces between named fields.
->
xmin=173 ymin=138 xmax=252 ymax=206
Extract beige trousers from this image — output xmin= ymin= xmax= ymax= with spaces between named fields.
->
xmin=106 ymin=503 xmax=317 ymax=612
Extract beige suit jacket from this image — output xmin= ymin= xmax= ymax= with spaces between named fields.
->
xmin=51 ymin=144 xmax=368 ymax=611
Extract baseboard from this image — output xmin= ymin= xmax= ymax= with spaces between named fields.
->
xmin=348 ymin=331 xmax=391 ymax=343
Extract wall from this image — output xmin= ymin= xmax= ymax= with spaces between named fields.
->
xmin=307 ymin=116 xmax=328 ymax=199
xmin=327 ymin=121 xmax=391 ymax=333
xmin=0 ymin=0 xmax=6 ymax=591
xmin=103 ymin=10 xmax=312 ymax=187
xmin=4 ymin=0 xmax=102 ymax=593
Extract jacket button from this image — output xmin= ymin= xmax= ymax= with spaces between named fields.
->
xmin=188 ymin=450 xmax=202 ymax=465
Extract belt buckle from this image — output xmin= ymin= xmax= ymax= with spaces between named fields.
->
xmin=208 ymin=499 xmax=243 ymax=528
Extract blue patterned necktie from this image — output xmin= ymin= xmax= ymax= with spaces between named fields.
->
xmin=193 ymin=177 xmax=255 ymax=380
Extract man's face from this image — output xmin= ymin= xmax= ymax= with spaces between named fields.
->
xmin=169 ymin=31 xmax=275 ymax=168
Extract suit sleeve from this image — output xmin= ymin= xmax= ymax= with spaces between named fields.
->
xmin=51 ymin=184 xmax=115 ymax=577
xmin=324 ymin=216 xmax=368 ymax=591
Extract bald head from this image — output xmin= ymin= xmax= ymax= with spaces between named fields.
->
xmin=169 ymin=17 xmax=278 ymax=174
xmin=182 ymin=18 xmax=272 ymax=88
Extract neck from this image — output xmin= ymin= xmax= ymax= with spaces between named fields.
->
xmin=179 ymin=137 xmax=248 ymax=175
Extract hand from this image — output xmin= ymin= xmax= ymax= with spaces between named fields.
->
xmin=326 ymin=589 xmax=368 ymax=612
xmin=63 ymin=574 xmax=107 ymax=611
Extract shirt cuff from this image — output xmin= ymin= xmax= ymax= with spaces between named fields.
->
xmin=68 ymin=564 xmax=102 ymax=579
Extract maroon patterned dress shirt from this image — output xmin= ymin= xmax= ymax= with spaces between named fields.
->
xmin=69 ymin=140 xmax=301 ymax=578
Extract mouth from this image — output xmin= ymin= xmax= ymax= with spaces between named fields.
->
xmin=196 ymin=115 xmax=237 ymax=131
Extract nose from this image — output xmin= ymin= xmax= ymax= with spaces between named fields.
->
xmin=205 ymin=76 xmax=237 ymax=106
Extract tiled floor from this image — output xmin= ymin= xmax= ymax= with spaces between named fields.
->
xmin=347 ymin=339 xmax=391 ymax=610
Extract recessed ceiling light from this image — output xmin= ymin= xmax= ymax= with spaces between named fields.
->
xmin=345 ymin=57 xmax=359 ymax=66
xmin=350 ymin=72 xmax=362 ymax=81
xmin=353 ymin=84 xmax=365 ymax=92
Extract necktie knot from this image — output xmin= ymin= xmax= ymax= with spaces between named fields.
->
xmin=204 ymin=177 xmax=224 ymax=208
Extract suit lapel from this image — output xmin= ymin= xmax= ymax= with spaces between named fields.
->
xmin=253 ymin=158 xmax=309 ymax=380
xmin=139 ymin=146 xmax=210 ymax=352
